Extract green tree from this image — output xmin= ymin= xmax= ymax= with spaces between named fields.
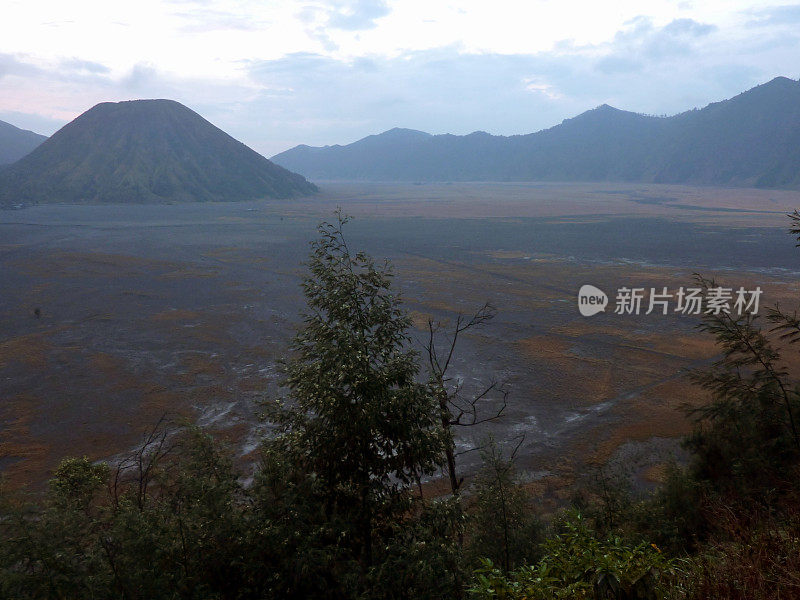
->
xmin=100 ymin=427 xmax=249 ymax=600
xmin=468 ymin=438 xmax=543 ymax=573
xmin=261 ymin=211 xmax=448 ymax=587
xmin=685 ymin=275 xmax=800 ymax=495
xmin=0 ymin=458 xmax=111 ymax=599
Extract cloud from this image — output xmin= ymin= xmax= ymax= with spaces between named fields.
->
xmin=240 ymin=14 xmax=790 ymax=154
xmin=662 ymin=18 xmax=716 ymax=36
xmin=595 ymin=55 xmax=642 ymax=74
xmin=294 ymin=0 xmax=392 ymax=52
xmin=605 ymin=16 xmax=717 ymax=62
xmin=327 ymin=0 xmax=391 ymax=30
xmin=172 ymin=9 xmax=261 ymax=33
xmin=0 ymin=108 xmax=64 ymax=136
xmin=746 ymin=4 xmax=800 ymax=26
xmin=60 ymin=58 xmax=111 ymax=74
xmin=244 ymin=49 xmax=615 ymax=151
xmin=0 ymin=53 xmax=257 ymax=136
xmin=122 ymin=63 xmax=160 ymax=90
xmin=0 ymin=53 xmax=42 ymax=79
xmin=0 ymin=9 xmax=794 ymax=157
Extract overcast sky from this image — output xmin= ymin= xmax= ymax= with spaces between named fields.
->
xmin=1 ymin=0 xmax=798 ymax=156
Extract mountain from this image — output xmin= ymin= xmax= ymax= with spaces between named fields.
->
xmin=0 ymin=99 xmax=317 ymax=205
xmin=272 ymin=77 xmax=800 ymax=189
xmin=0 ymin=120 xmax=47 ymax=165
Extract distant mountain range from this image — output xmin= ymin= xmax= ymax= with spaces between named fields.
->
xmin=0 ymin=100 xmax=317 ymax=206
xmin=0 ymin=120 xmax=47 ymax=165
xmin=272 ymin=76 xmax=800 ymax=189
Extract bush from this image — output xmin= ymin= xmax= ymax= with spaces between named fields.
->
xmin=469 ymin=512 xmax=685 ymax=600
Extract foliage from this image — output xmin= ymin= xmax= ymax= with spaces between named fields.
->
xmin=366 ymin=497 xmax=466 ymax=599
xmin=0 ymin=428 xmax=251 ymax=600
xmin=685 ymin=284 xmax=800 ymax=496
xmin=570 ymin=459 xmax=639 ymax=540
xmin=0 ymin=458 xmax=112 ymax=599
xmin=682 ymin=507 xmax=800 ymax=599
xmin=10 ymin=211 xmax=800 ymax=599
xmin=626 ymin=463 xmax=707 ymax=554
xmin=467 ymin=439 xmax=543 ymax=572
xmin=260 ymin=210 xmax=448 ymax=579
xmin=469 ymin=512 xmax=684 ymax=600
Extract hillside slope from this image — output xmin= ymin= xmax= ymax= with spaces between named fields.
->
xmin=0 ymin=120 xmax=47 ymax=165
xmin=272 ymin=77 xmax=800 ymax=188
xmin=0 ymin=99 xmax=317 ymax=205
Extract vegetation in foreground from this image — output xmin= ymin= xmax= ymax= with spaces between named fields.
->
xmin=2 ymin=211 xmax=800 ymax=599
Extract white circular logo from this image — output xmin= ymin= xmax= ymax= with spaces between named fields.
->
xmin=577 ymin=285 xmax=608 ymax=316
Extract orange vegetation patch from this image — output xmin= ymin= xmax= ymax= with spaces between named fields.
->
xmin=213 ymin=422 xmax=252 ymax=450
xmin=515 ymin=331 xmax=695 ymax=407
xmin=149 ymin=309 xmax=203 ymax=322
xmin=11 ymin=251 xmax=176 ymax=278
xmin=523 ymin=461 xmax=581 ymax=509
xmin=516 ymin=335 xmax=570 ymax=358
xmin=178 ymin=354 xmax=227 ymax=381
xmin=91 ymin=351 xmax=123 ymax=375
xmin=158 ymin=267 xmax=219 ymax=280
xmin=643 ymin=463 xmax=669 ymax=485
xmin=551 ymin=321 xmax=632 ymax=339
xmin=201 ymin=246 xmax=245 ymax=259
xmin=137 ymin=385 xmax=192 ymax=425
xmin=404 ymin=296 xmax=469 ymax=315
xmin=486 ymin=250 xmax=533 ymax=260
xmin=237 ymin=376 xmax=271 ymax=393
xmin=0 ymin=332 xmax=51 ymax=369
xmin=583 ymin=375 xmax=707 ymax=467
xmin=641 ymin=332 xmax=718 ymax=361
xmin=0 ymin=394 xmax=50 ymax=489
xmin=408 ymin=310 xmax=434 ymax=330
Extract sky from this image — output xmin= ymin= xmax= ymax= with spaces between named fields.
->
xmin=1 ymin=0 xmax=798 ymax=156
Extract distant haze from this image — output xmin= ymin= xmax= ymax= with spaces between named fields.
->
xmin=0 ymin=1 xmax=798 ymax=156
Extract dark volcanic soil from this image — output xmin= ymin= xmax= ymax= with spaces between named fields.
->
xmin=2 ymin=182 xmax=800 ymax=491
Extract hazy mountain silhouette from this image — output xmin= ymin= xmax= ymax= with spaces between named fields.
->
xmin=0 ymin=99 xmax=317 ymax=205
xmin=272 ymin=77 xmax=800 ymax=188
xmin=0 ymin=120 xmax=47 ymax=165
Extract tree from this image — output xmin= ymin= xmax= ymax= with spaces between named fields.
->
xmin=262 ymin=210 xmax=448 ymax=578
xmin=686 ymin=274 xmax=800 ymax=495
xmin=424 ymin=303 xmax=508 ymax=496
xmin=468 ymin=438 xmax=542 ymax=573
xmin=0 ymin=458 xmax=111 ymax=600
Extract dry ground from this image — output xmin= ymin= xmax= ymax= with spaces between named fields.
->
xmin=2 ymin=181 xmax=800 ymax=496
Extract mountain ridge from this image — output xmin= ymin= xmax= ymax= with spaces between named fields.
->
xmin=0 ymin=120 xmax=47 ymax=165
xmin=271 ymin=77 xmax=800 ymax=188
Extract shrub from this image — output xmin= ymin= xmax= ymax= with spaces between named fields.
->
xmin=469 ymin=512 xmax=685 ymax=600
